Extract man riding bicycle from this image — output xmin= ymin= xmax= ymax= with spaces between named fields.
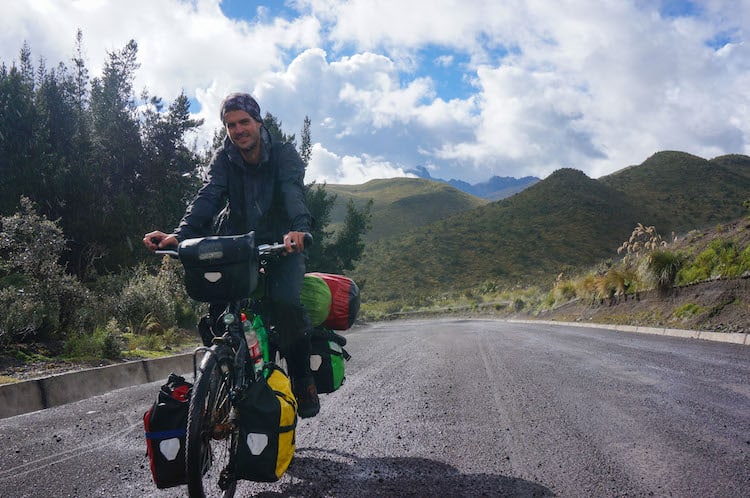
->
xmin=143 ymin=92 xmax=319 ymax=418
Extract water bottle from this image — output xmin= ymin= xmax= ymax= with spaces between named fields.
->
xmin=242 ymin=314 xmax=264 ymax=379
xmin=252 ymin=315 xmax=270 ymax=363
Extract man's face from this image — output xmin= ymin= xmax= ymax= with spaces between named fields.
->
xmin=224 ymin=109 xmax=261 ymax=153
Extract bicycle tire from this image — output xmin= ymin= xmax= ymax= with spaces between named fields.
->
xmin=186 ymin=350 xmax=237 ymax=497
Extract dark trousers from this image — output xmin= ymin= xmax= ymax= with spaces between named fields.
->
xmin=265 ymin=251 xmax=312 ymax=380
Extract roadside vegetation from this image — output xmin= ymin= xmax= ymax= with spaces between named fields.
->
xmin=0 ymin=35 xmax=371 ymax=376
xmin=349 ymin=157 xmax=750 ymax=304
xmin=361 ymin=217 xmax=750 ymax=324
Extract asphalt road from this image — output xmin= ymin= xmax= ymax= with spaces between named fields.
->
xmin=0 ymin=319 xmax=748 ymax=497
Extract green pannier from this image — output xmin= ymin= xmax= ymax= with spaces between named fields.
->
xmin=309 ymin=328 xmax=350 ymax=393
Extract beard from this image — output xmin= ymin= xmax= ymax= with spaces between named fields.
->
xmin=233 ymin=131 xmax=258 ymax=151
xmin=232 ymin=128 xmax=262 ymax=163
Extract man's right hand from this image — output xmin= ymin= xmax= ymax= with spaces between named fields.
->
xmin=143 ymin=231 xmax=178 ymax=252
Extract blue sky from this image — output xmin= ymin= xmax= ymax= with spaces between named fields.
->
xmin=1 ymin=0 xmax=748 ymax=184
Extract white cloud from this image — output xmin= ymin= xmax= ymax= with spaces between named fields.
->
xmin=292 ymin=0 xmax=750 ymax=180
xmin=296 ymin=0 xmax=521 ymax=61
xmin=307 ymin=143 xmax=409 ymax=184
xmin=1 ymin=0 xmax=749 ymax=184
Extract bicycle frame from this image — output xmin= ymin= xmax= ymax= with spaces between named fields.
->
xmin=191 ymin=300 xmax=251 ymax=404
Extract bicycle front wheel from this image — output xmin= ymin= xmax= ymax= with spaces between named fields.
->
xmin=186 ymin=350 xmax=237 ymax=497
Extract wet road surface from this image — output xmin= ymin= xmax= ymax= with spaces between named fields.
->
xmin=1 ymin=319 xmax=748 ymax=497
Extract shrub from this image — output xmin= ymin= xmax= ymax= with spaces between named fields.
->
xmin=599 ymin=270 xmax=627 ymax=299
xmin=646 ymin=250 xmax=684 ymax=293
xmin=676 ymin=240 xmax=750 ymax=283
xmin=64 ymin=319 xmax=123 ymax=360
xmin=118 ymin=266 xmax=175 ymax=334
xmin=553 ymin=279 xmax=577 ymax=302
xmin=117 ymin=257 xmax=193 ymax=334
xmin=541 ymin=291 xmax=556 ymax=309
xmin=576 ymin=274 xmax=598 ymax=304
xmin=673 ymin=303 xmax=706 ymax=321
xmin=676 ymin=265 xmax=708 ymax=285
xmin=740 ymin=246 xmax=750 ymax=275
xmin=0 ymin=197 xmax=89 ymax=345
xmin=127 ymin=331 xmax=164 ymax=351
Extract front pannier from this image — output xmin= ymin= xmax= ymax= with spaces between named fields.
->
xmin=143 ymin=373 xmax=192 ymax=489
xmin=178 ymin=232 xmax=258 ymax=302
xmin=234 ymin=364 xmax=298 ymax=482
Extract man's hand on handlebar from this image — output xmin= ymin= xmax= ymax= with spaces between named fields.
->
xmin=283 ymin=231 xmax=308 ymax=254
xmin=143 ymin=231 xmax=178 ymax=252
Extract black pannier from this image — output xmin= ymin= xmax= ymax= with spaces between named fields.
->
xmin=143 ymin=373 xmax=192 ymax=489
xmin=179 ymin=232 xmax=258 ymax=302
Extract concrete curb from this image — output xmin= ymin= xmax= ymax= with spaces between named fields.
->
xmin=509 ymin=319 xmax=749 ymax=346
xmin=0 ymin=353 xmax=194 ymax=420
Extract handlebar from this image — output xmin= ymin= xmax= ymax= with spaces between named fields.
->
xmin=154 ymin=246 xmax=178 ymax=257
xmin=257 ymin=232 xmax=313 ymax=257
xmin=154 ymin=232 xmax=312 ymax=259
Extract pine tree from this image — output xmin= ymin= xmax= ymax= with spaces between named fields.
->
xmin=263 ymin=112 xmax=295 ymax=144
xmin=300 ymin=115 xmax=312 ymax=167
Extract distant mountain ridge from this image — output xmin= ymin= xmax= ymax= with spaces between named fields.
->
xmin=323 ymin=178 xmax=487 ymax=242
xmin=348 ymin=151 xmax=750 ymax=302
xmin=406 ymin=166 xmax=540 ymax=200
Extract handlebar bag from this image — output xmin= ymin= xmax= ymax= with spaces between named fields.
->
xmin=143 ymin=373 xmax=192 ymax=489
xmin=234 ymin=363 xmax=298 ymax=482
xmin=179 ymin=232 xmax=258 ymax=302
xmin=309 ymin=327 xmax=350 ymax=393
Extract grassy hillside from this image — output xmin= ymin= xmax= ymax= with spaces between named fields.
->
xmin=707 ymin=154 xmax=750 ymax=180
xmin=349 ymin=151 xmax=750 ymax=303
xmin=599 ymin=151 xmax=750 ymax=233
xmin=351 ymin=168 xmax=651 ymax=301
xmin=323 ymin=178 xmax=487 ymax=241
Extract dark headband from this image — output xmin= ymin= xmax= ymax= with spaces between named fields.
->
xmin=220 ymin=92 xmax=262 ymax=122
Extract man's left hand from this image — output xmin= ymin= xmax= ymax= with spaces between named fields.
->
xmin=283 ymin=231 xmax=306 ymax=253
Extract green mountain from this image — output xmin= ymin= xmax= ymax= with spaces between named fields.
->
xmin=323 ymin=178 xmax=487 ymax=241
xmin=599 ymin=151 xmax=750 ymax=233
xmin=347 ymin=151 xmax=750 ymax=302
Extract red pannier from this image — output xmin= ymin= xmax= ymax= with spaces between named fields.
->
xmin=306 ymin=272 xmax=360 ymax=330
xmin=143 ymin=373 xmax=191 ymax=489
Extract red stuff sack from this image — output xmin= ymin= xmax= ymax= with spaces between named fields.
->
xmin=307 ymin=273 xmax=360 ymax=330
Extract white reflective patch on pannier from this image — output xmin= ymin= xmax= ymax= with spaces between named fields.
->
xmin=159 ymin=438 xmax=181 ymax=461
xmin=310 ymin=354 xmax=323 ymax=371
xmin=204 ymin=272 xmax=222 ymax=282
xmin=247 ymin=433 xmax=268 ymax=455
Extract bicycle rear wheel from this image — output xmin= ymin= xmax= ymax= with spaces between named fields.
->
xmin=186 ymin=350 xmax=237 ymax=497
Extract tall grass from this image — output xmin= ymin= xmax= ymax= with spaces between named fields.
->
xmin=646 ymin=250 xmax=684 ymax=293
